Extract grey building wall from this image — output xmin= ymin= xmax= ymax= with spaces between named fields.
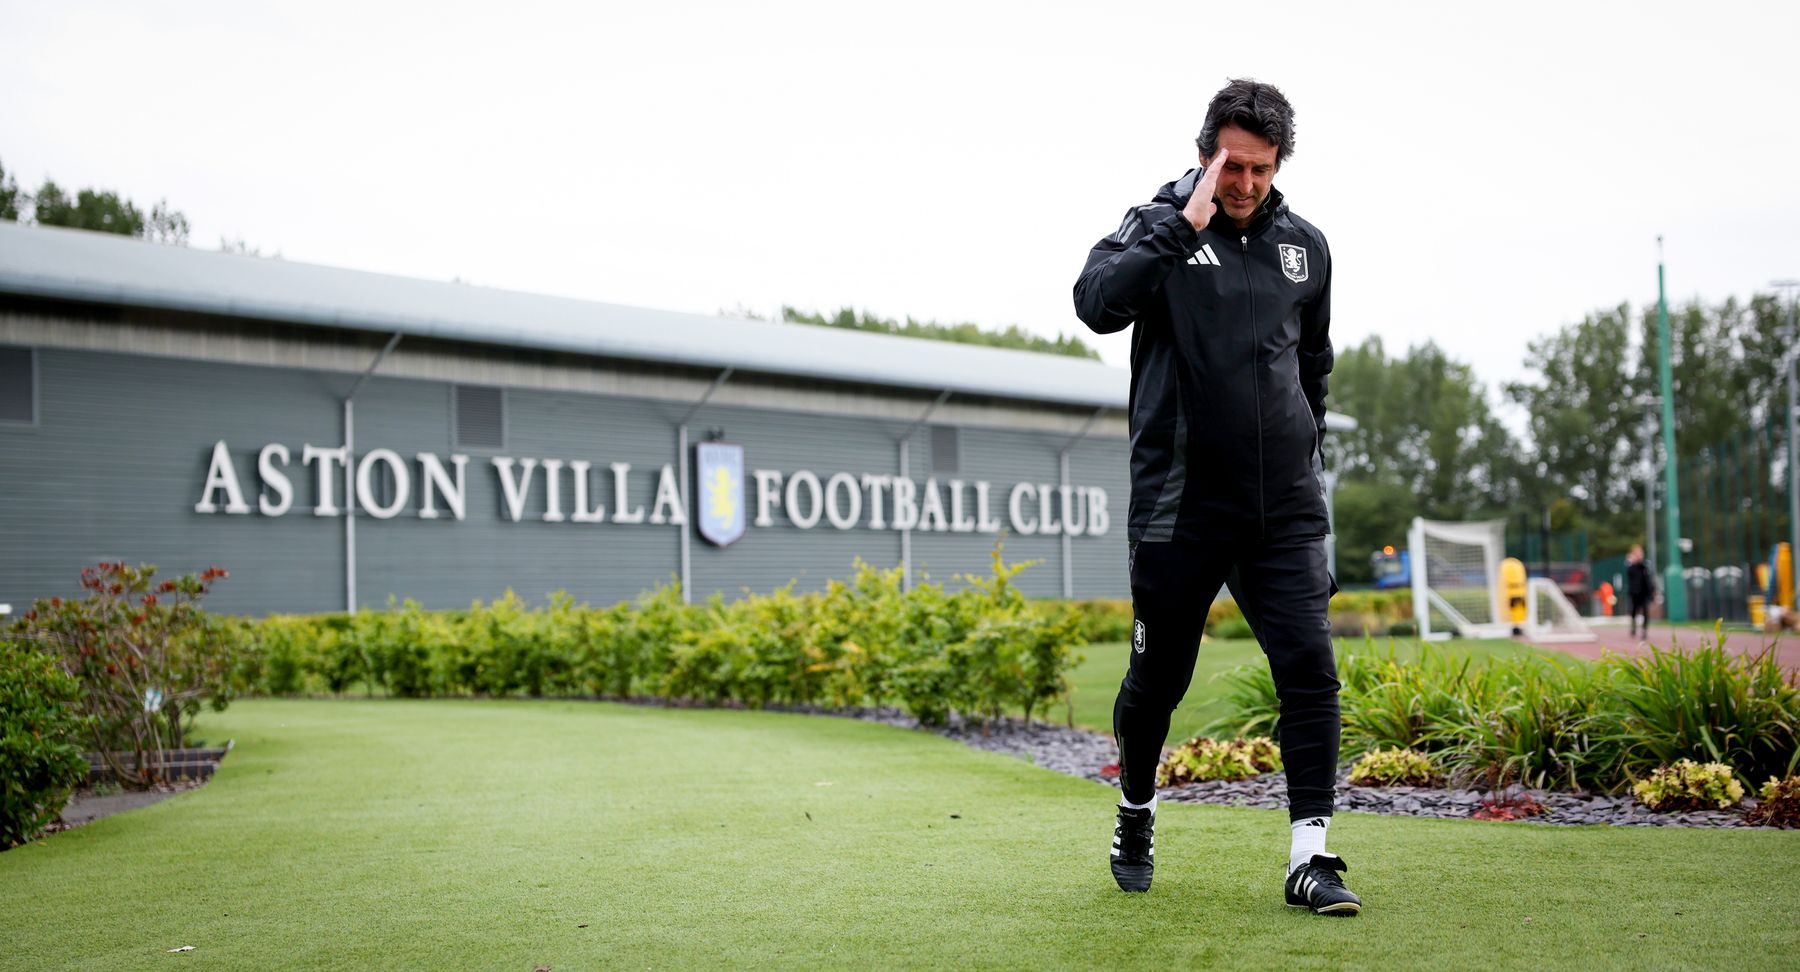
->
xmin=1 ymin=343 xmax=1132 ymax=615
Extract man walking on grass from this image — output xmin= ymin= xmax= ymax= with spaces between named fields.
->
xmin=1073 ymin=78 xmax=1360 ymax=915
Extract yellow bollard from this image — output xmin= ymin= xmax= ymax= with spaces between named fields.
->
xmin=1501 ymin=557 xmax=1528 ymax=629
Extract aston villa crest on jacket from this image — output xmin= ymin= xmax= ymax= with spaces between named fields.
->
xmin=695 ymin=442 xmax=746 ymax=546
xmin=1278 ymin=243 xmax=1308 ymax=283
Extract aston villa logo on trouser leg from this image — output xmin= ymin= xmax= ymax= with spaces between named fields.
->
xmin=694 ymin=442 xmax=745 ymax=546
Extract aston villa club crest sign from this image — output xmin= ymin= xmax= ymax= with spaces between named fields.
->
xmin=695 ymin=442 xmax=746 ymax=547
xmin=1278 ymin=243 xmax=1308 ymax=283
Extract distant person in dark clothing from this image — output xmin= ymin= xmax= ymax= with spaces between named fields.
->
xmin=1625 ymin=544 xmax=1654 ymax=639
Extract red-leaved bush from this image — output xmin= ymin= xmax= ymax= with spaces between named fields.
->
xmin=8 ymin=563 xmax=240 ymax=787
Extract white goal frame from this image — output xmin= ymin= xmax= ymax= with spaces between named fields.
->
xmin=1523 ymin=576 xmax=1598 ymax=643
xmin=1408 ymin=517 xmax=1597 ymax=642
xmin=1409 ymin=517 xmax=1511 ymax=640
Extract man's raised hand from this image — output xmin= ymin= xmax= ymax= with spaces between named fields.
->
xmin=1181 ymin=148 xmax=1228 ymax=231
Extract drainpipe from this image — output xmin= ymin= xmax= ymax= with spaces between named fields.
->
xmin=1056 ymin=407 xmax=1108 ymax=598
xmin=342 ymin=332 xmax=403 ymax=613
xmin=677 ymin=368 xmax=734 ymax=604
xmin=897 ymin=390 xmax=953 ymax=591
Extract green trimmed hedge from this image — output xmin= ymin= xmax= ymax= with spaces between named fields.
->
xmin=1068 ymin=590 xmax=1415 ymax=644
xmin=240 ymin=551 xmax=1082 ymax=726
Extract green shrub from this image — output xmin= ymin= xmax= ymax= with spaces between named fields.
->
xmin=1206 ymin=599 xmax=1245 ymax=632
xmin=1631 ymin=760 xmax=1745 ymax=811
xmin=235 ymin=545 xmax=1083 ymax=728
xmin=1341 ymin=648 xmax=1491 ymax=757
xmin=1428 ymin=657 xmax=1606 ymax=790
xmin=1386 ymin=619 xmax=1418 ymax=637
xmin=1157 ymin=736 xmax=1281 ymax=786
xmin=1589 ymin=629 xmax=1800 ymax=786
xmin=1347 ymin=747 xmax=1440 ymax=787
xmin=1211 ymin=617 xmax=1255 ymax=640
xmin=1 ymin=642 xmax=93 ymax=848
xmin=1209 ymin=663 xmax=1280 ymax=738
xmin=1208 ymin=631 xmax=1800 ymax=795
xmin=1747 ymin=776 xmax=1800 ymax=828
xmin=9 ymin=562 xmax=242 ymax=787
xmin=1067 ymin=599 xmax=1132 ymax=643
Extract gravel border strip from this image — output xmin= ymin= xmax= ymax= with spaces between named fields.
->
xmin=756 ymin=703 xmax=1773 ymax=829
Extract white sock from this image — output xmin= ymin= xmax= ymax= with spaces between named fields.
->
xmin=1289 ymin=816 xmax=1329 ymax=873
xmin=1120 ymin=794 xmax=1158 ymax=814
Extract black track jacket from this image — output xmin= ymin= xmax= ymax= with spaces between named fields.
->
xmin=1074 ymin=169 xmax=1333 ymax=544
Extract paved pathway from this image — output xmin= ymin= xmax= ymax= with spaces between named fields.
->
xmin=1522 ymin=620 xmax=1800 ymax=671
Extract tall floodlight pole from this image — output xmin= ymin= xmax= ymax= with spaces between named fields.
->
xmin=1774 ymin=278 xmax=1800 ymax=610
xmin=1634 ymin=395 xmax=1659 ymax=575
xmin=1657 ymin=237 xmax=1687 ymax=620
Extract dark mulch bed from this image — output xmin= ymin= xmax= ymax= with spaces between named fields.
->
xmin=900 ymin=714 xmax=1776 ymax=829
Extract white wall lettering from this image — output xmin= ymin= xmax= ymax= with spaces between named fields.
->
xmin=1008 ymin=481 xmax=1038 ymax=535
xmin=356 ymin=449 xmax=410 ymax=519
xmin=493 ymin=457 xmax=539 ymax=522
xmin=947 ymin=479 xmax=975 ymax=533
xmin=753 ymin=469 xmax=784 ymax=527
xmin=1086 ymin=486 xmax=1110 ymax=536
xmin=975 ymin=480 xmax=1002 ymax=533
xmin=1060 ymin=484 xmax=1086 ymax=535
xmin=197 ymin=442 xmax=1113 ymax=537
xmin=195 ymin=440 xmax=251 ymax=515
xmin=610 ymin=462 xmax=646 ymax=524
xmin=891 ymin=477 xmax=919 ymax=532
xmin=418 ymin=453 xmax=468 ymax=521
xmin=540 ymin=459 xmax=567 ymax=522
xmin=785 ymin=469 xmax=824 ymax=529
xmin=257 ymin=443 xmax=293 ymax=517
xmin=1036 ymin=483 xmax=1062 ymax=536
xmin=649 ymin=464 xmax=686 ymax=525
xmin=860 ymin=474 xmax=893 ymax=530
xmin=918 ymin=478 xmax=947 ymax=533
xmin=569 ymin=460 xmax=605 ymax=523
xmin=301 ymin=443 xmax=347 ymax=516
xmin=824 ymin=472 xmax=861 ymax=530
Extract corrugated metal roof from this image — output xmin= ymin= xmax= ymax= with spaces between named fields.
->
xmin=0 ymin=222 xmax=1355 ymax=429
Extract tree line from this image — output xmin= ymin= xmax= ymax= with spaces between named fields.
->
xmin=1329 ymin=296 xmax=1794 ymax=581
xmin=0 ymin=157 xmax=189 ymax=243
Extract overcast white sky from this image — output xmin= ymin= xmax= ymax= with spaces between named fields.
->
xmin=5 ymin=0 xmax=1798 ymax=408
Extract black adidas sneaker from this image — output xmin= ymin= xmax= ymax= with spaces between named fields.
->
xmin=1110 ymin=805 xmax=1154 ymax=892
xmin=1285 ymin=853 xmax=1361 ymax=915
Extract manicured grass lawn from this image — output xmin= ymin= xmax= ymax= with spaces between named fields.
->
xmin=1065 ymin=637 xmax=1555 ymax=743
xmin=4 ymin=699 xmax=1796 ymax=969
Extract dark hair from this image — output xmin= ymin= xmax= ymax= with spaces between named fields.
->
xmin=1196 ymin=79 xmax=1296 ymax=165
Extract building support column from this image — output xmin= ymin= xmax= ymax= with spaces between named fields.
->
xmin=343 ymin=332 xmax=403 ymax=613
xmin=677 ymin=368 xmax=733 ymax=604
xmin=897 ymin=390 xmax=952 ymax=591
xmin=1057 ymin=408 xmax=1107 ymax=599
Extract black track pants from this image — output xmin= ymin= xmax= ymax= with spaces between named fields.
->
xmin=1113 ymin=534 xmax=1341 ymax=820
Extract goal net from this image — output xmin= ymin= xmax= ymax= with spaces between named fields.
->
xmin=1409 ymin=518 xmax=1510 ymax=640
xmin=1525 ymin=577 xmax=1597 ymax=642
